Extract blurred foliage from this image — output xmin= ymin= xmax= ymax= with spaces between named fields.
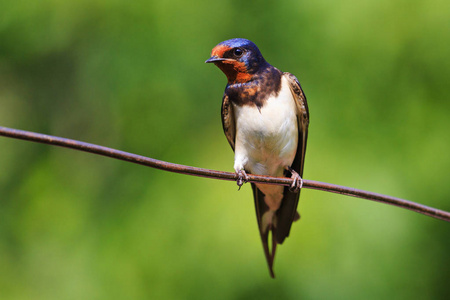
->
xmin=0 ymin=0 xmax=449 ymax=299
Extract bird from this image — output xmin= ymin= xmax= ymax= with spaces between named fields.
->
xmin=206 ymin=38 xmax=309 ymax=278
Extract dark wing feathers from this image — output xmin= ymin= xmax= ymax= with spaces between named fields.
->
xmin=284 ymin=72 xmax=309 ymax=177
xmin=274 ymin=72 xmax=309 ymax=244
xmin=221 ymin=94 xmax=236 ymax=151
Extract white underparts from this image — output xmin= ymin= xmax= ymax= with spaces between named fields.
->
xmin=233 ymin=76 xmax=299 ymax=227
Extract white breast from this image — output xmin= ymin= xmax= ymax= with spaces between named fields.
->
xmin=233 ymin=76 xmax=298 ymax=177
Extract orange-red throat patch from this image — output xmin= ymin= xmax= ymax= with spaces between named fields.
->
xmin=215 ymin=60 xmax=252 ymax=84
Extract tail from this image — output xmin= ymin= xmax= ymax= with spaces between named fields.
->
xmin=251 ymin=183 xmax=279 ymax=278
xmin=251 ymin=183 xmax=302 ymax=278
xmin=260 ymin=221 xmax=278 ymax=278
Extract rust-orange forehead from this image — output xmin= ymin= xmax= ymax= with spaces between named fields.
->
xmin=211 ymin=45 xmax=232 ymax=57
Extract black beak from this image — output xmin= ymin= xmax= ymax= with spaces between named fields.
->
xmin=205 ymin=56 xmax=226 ymax=63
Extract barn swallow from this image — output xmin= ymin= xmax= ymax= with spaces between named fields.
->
xmin=206 ymin=38 xmax=309 ymax=278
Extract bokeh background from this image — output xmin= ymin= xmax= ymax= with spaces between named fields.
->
xmin=0 ymin=0 xmax=449 ymax=299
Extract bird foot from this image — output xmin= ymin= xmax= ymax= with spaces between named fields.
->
xmin=287 ymin=167 xmax=303 ymax=192
xmin=236 ymin=169 xmax=249 ymax=190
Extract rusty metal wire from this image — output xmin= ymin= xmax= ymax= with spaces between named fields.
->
xmin=1 ymin=126 xmax=449 ymax=222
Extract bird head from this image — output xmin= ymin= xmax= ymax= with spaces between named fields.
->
xmin=206 ymin=38 xmax=268 ymax=84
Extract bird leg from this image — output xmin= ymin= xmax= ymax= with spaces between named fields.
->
xmin=236 ymin=169 xmax=249 ymax=190
xmin=286 ymin=166 xmax=303 ymax=192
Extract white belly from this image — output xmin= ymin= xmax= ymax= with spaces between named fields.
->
xmin=233 ymin=77 xmax=298 ymax=211
xmin=233 ymin=76 xmax=298 ymax=177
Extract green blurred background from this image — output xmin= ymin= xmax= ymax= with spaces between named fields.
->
xmin=0 ymin=0 xmax=449 ymax=299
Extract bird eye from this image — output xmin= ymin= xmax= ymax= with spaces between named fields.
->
xmin=233 ymin=48 xmax=243 ymax=57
